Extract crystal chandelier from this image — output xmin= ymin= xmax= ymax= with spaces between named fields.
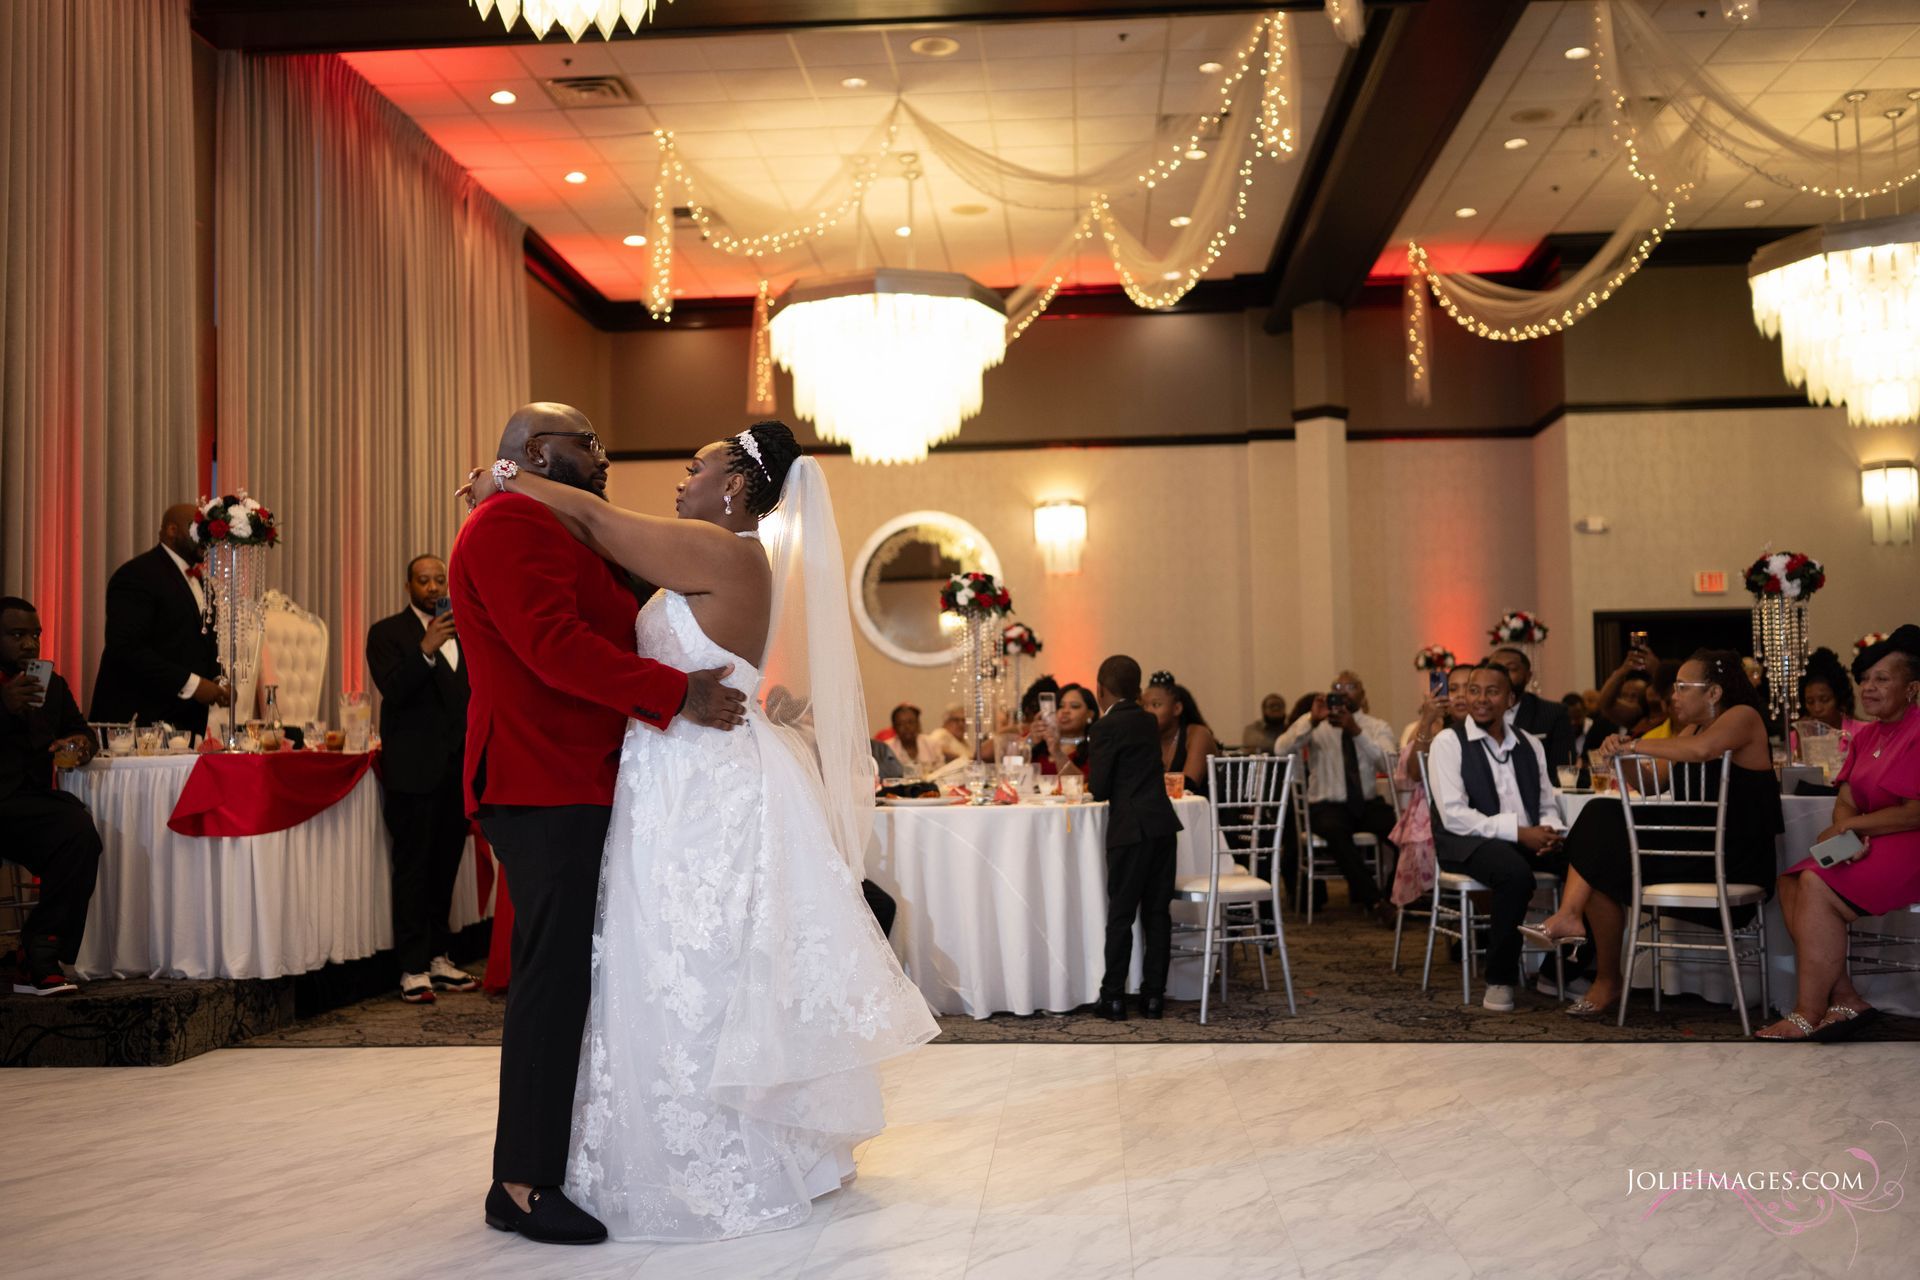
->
xmin=1749 ymin=211 xmax=1920 ymax=427
xmin=768 ymin=269 xmax=1007 ymax=465
xmin=469 ymin=0 xmax=663 ymax=41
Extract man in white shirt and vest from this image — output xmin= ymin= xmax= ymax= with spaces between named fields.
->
xmin=1427 ymin=662 xmax=1567 ymax=1011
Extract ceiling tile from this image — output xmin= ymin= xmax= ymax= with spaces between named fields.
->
xmin=1074 ymin=84 xmax=1159 ymax=118
xmin=512 ymin=43 xmax=621 ymax=79
xmin=700 ymin=34 xmax=800 ymax=71
xmin=486 ymin=110 xmax=581 ymax=142
xmin=567 ymin=106 xmax=657 ymax=138
xmin=341 ymin=50 xmax=443 ymax=86
xmin=991 ymin=89 xmax=1076 ymax=121
xmin=1707 ymin=27 xmax=1822 ymax=64
xmin=723 ymin=69 xmax=814 ymax=102
xmin=790 ymin=29 xmax=893 ymax=64
xmin=1766 ymin=59 xmax=1878 ymax=93
xmin=911 ymin=93 xmax=993 ymax=124
xmin=373 ymin=81 xmax=474 ymax=116
xmin=1074 ymin=53 xmax=1166 ymax=89
xmin=986 ymin=58 xmax=1076 ymax=91
xmin=606 ymin=39 xmax=711 ymax=75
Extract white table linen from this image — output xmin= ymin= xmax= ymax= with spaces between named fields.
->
xmin=866 ymin=795 xmax=1221 ymax=1019
xmin=1558 ymin=791 xmax=1920 ymax=1016
xmin=59 ymin=755 xmax=489 ymax=981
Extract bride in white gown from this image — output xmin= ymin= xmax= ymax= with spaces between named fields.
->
xmin=485 ymin=421 xmax=938 ymax=1243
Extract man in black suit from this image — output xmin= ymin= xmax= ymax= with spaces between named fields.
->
xmin=1492 ymin=646 xmax=1576 ymax=770
xmin=89 ymin=503 xmax=229 ymax=735
xmin=1 ymin=596 xmax=103 ymax=996
xmin=1087 ymin=654 xmax=1184 ymax=1021
xmin=367 ymin=555 xmax=479 ymax=1003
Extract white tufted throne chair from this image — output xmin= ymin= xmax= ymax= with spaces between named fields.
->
xmin=259 ymin=590 xmax=330 ymax=726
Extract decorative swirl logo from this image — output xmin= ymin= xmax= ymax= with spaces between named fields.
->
xmin=1637 ymin=1121 xmax=1908 ymax=1271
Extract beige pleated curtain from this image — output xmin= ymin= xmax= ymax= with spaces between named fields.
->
xmin=0 ymin=0 xmax=199 ymax=703
xmin=216 ymin=53 xmax=529 ymax=716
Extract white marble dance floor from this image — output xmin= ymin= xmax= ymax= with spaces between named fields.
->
xmin=11 ymin=1042 xmax=1920 ymax=1279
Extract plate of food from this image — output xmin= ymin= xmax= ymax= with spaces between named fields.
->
xmin=878 ymin=795 xmax=954 ymax=807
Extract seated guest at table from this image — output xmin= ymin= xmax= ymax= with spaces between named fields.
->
xmin=1798 ymin=648 xmax=1858 ymax=734
xmin=1032 ymin=681 xmax=1099 ymax=775
xmin=1427 ymin=662 xmax=1565 ymax=1011
xmin=89 ymin=504 xmax=231 ymax=735
xmin=1588 ymin=646 xmax=1656 ymax=742
xmin=1145 ymin=671 xmax=1219 ymax=799
xmin=367 ymin=555 xmax=479 ymax=1004
xmin=1634 ymin=660 xmax=1682 ymax=739
xmin=1760 ymin=625 xmax=1920 ymax=1041
xmin=924 ymin=702 xmax=971 ymax=763
xmin=871 ymin=738 xmax=904 ymax=781
xmin=1088 ymin=655 xmax=1183 ymax=1021
xmin=1274 ymin=674 xmax=1398 ymax=923
xmin=883 ymin=703 xmax=944 ymax=775
xmin=1563 ymin=692 xmax=1594 ymax=762
xmin=1491 ymin=647 xmax=1576 ymax=769
xmin=1540 ymin=650 xmax=1781 ymax=1019
xmin=1 ymin=596 xmax=102 ymax=996
xmin=1390 ymin=665 xmax=1474 ymax=909
xmin=1243 ymin=692 xmax=1288 ymax=754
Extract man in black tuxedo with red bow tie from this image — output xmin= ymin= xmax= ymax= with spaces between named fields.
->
xmin=89 ymin=503 xmax=230 ymax=735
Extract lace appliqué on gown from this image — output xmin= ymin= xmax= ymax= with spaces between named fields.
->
xmin=564 ymin=591 xmax=938 ymax=1242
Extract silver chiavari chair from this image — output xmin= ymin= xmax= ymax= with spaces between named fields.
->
xmin=1843 ymin=903 xmax=1920 ymax=978
xmin=0 ymin=860 xmax=37 ymax=961
xmin=1173 ymin=753 xmax=1297 ymax=1023
xmin=1613 ymin=751 xmax=1771 ymax=1036
xmin=1291 ymin=746 xmax=1397 ymax=922
xmin=1412 ymin=751 xmax=1567 ymax=1004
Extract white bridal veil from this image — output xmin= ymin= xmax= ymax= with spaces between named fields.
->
xmin=754 ymin=456 xmax=876 ymax=880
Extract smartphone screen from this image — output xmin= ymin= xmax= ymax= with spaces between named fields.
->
xmin=1628 ymin=629 xmax=1648 ymax=650
xmin=1037 ymin=693 xmax=1057 ymax=723
xmin=1428 ymin=669 xmax=1449 ymax=698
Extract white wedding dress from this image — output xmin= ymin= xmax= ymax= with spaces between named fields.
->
xmin=563 ymin=578 xmax=939 ymax=1243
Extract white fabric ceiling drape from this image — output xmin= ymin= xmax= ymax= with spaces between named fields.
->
xmin=0 ymin=0 xmax=198 ymax=704
xmin=216 ymin=53 xmax=528 ymax=714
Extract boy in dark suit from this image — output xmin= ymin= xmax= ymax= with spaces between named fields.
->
xmin=1087 ymin=654 xmax=1184 ymax=1021
xmin=367 ymin=554 xmax=476 ymax=1004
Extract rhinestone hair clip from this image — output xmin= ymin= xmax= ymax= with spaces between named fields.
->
xmin=733 ymin=428 xmax=770 ymax=480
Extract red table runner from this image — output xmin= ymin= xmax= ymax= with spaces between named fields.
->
xmin=167 ymin=751 xmax=378 ymax=838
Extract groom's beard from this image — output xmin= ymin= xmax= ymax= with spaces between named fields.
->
xmin=546 ymin=455 xmax=608 ymax=498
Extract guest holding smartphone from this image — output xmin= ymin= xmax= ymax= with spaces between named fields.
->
xmin=1762 ymin=625 xmax=1920 ymax=1041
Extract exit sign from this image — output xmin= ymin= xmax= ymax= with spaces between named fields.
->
xmin=1694 ymin=570 xmax=1728 ymax=595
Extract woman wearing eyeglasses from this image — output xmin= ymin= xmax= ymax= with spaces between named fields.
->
xmin=1763 ymin=625 xmax=1920 ymax=1042
xmin=1525 ymin=650 xmax=1780 ymax=1019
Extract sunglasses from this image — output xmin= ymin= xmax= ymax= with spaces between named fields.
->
xmin=528 ymin=429 xmax=605 ymax=455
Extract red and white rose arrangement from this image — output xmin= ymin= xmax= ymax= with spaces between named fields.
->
xmin=1488 ymin=610 xmax=1548 ymax=645
xmin=1744 ymin=550 xmax=1824 ymax=600
xmin=1001 ymin=621 xmax=1042 ymax=657
xmin=191 ymin=492 xmax=280 ymax=547
xmin=1414 ymin=644 xmax=1456 ymax=672
xmin=941 ymin=571 xmax=1012 ymax=618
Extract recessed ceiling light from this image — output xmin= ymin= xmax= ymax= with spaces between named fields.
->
xmin=909 ymin=35 xmax=960 ymax=58
xmin=1162 ymin=270 xmax=1182 ymax=281
xmin=1198 ymin=61 xmax=1223 ymax=74
xmin=840 ymin=76 xmax=868 ymax=89
xmin=1564 ymin=45 xmax=1591 ymax=60
xmin=1743 ymin=198 xmax=1766 ymax=209
xmin=1185 ymin=147 xmax=1208 ymax=160
xmin=1454 ymin=206 xmax=1478 ymax=218
xmin=622 ymin=234 xmax=647 ymax=247
xmin=951 ymin=203 xmax=989 ymax=216
xmin=1169 ymin=215 xmax=1193 ymax=227
xmin=895 ymin=224 xmax=913 ymax=238
xmin=489 ymin=89 xmax=517 ymax=106
xmin=563 ymin=171 xmax=587 ymax=184
xmin=1503 ymin=136 xmax=1529 ymax=150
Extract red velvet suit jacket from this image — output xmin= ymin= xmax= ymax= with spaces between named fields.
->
xmin=450 ymin=493 xmax=688 ymax=816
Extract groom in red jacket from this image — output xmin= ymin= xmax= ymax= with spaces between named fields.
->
xmin=452 ymin=402 xmax=747 ymax=1246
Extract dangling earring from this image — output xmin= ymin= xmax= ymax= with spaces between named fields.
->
xmin=724 ymin=493 xmax=733 ymax=516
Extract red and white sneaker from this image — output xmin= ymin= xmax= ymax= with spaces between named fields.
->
xmin=429 ymin=955 xmax=479 ymax=993
xmin=13 ymin=967 xmax=79 ymax=996
xmin=400 ymin=973 xmax=436 ymax=1004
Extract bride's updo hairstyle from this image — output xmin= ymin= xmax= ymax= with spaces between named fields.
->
xmin=728 ymin=420 xmax=803 ymax=517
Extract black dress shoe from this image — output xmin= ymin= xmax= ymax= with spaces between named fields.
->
xmin=1096 ymin=997 xmax=1128 ymax=1021
xmin=485 ymin=1181 xmax=608 ymax=1245
xmin=1138 ymin=995 xmax=1165 ymax=1020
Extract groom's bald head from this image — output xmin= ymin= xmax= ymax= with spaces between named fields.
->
xmin=498 ymin=402 xmax=608 ymax=497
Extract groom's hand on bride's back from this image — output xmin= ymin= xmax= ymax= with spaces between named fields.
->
xmin=681 ymin=665 xmax=748 ymax=730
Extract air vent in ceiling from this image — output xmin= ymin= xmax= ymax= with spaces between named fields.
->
xmin=543 ymin=76 xmax=638 ymax=108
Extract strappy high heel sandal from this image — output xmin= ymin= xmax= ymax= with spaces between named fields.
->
xmin=1754 ymin=1011 xmax=1825 ymax=1041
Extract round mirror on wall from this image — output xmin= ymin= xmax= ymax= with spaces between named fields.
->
xmin=849 ymin=511 xmax=1002 ymax=667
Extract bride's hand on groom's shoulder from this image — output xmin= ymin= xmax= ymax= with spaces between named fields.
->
xmin=457 ymin=466 xmax=487 ymax=514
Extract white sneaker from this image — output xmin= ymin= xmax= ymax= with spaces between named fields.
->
xmin=429 ymin=955 xmax=479 ymax=993
xmin=400 ymin=972 xmax=436 ymax=1003
xmin=1482 ymin=983 xmax=1517 ymax=1012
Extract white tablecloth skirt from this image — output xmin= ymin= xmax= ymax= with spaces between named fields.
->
xmin=866 ymin=795 xmax=1223 ymax=1019
xmin=1560 ymin=791 xmax=1920 ymax=1017
xmin=59 ymin=755 xmax=490 ymax=981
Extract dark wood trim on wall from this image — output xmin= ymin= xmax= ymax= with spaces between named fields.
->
xmin=191 ymin=0 xmax=1414 ymax=52
xmin=1291 ymin=404 xmax=1349 ymax=422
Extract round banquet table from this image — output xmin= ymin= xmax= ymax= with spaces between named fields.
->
xmin=58 ymin=754 xmax=491 ymax=981
xmin=865 ymin=795 xmax=1224 ymax=1019
xmin=1559 ymin=790 xmax=1920 ymax=1017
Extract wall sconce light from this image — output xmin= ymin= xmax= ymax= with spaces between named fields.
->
xmin=1861 ymin=462 xmax=1918 ymax=545
xmin=1033 ymin=500 xmax=1087 ymax=574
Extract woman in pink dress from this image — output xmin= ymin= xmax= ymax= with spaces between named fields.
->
xmin=1761 ymin=625 xmax=1920 ymax=1041
xmin=1390 ymin=665 xmax=1473 ymax=907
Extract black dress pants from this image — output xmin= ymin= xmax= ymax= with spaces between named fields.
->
xmin=1 ymin=789 xmax=103 ymax=965
xmin=1438 ymin=838 xmax=1566 ymax=987
xmin=480 ymin=802 xmax=610 ymax=1186
xmin=382 ymin=771 xmax=471 ymax=975
xmin=1100 ymin=834 xmax=1177 ymax=1001
xmin=1307 ymin=798 xmax=1397 ymax=907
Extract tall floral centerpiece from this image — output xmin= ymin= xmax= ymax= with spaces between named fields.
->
xmin=1000 ymin=620 xmax=1043 ymax=716
xmin=192 ymin=493 xmax=280 ymax=750
xmin=1747 ymin=550 xmax=1824 ymax=724
xmin=1488 ymin=610 xmax=1548 ymax=691
xmin=1414 ymin=645 xmax=1456 ymax=673
xmin=943 ymin=572 xmax=1012 ymax=802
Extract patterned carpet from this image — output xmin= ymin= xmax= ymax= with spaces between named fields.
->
xmin=241 ymin=906 xmax=1920 ymax=1048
